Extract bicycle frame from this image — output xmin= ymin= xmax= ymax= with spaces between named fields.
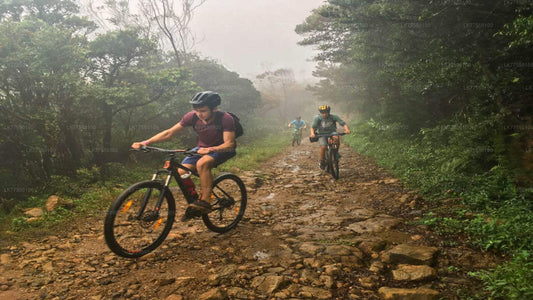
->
xmin=292 ymin=128 xmax=302 ymax=143
xmin=154 ymin=155 xmax=197 ymax=203
xmin=134 ymin=147 xmax=199 ymax=220
xmin=141 ymin=146 xmax=230 ymax=212
xmin=311 ymin=132 xmax=345 ymax=178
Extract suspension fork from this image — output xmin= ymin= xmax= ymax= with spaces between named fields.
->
xmin=135 ymin=171 xmax=172 ymax=219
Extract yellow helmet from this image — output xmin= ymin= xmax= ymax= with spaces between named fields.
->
xmin=318 ymin=105 xmax=330 ymax=113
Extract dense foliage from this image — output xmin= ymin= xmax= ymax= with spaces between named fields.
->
xmin=0 ymin=0 xmax=261 ymax=208
xmin=297 ymin=0 xmax=532 ymax=298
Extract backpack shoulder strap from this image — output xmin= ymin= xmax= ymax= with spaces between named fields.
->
xmin=191 ymin=113 xmax=199 ymax=129
xmin=214 ymin=111 xmax=225 ymax=131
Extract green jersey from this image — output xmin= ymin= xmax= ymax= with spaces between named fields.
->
xmin=311 ymin=114 xmax=346 ymax=134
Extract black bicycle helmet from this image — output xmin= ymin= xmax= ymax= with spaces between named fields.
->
xmin=318 ymin=105 xmax=330 ymax=113
xmin=189 ymin=91 xmax=221 ymax=108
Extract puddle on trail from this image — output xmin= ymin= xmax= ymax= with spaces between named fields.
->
xmin=253 ymin=251 xmax=270 ymax=261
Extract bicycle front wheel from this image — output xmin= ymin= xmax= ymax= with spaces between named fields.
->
xmin=324 ymin=147 xmax=332 ymax=174
xmin=203 ymin=173 xmax=247 ymax=233
xmin=104 ymin=181 xmax=175 ymax=258
xmin=330 ymin=147 xmax=340 ymax=179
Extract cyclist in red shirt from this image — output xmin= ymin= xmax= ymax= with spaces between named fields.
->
xmin=131 ymin=91 xmax=236 ymax=215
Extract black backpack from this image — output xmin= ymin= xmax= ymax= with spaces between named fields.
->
xmin=192 ymin=111 xmax=243 ymax=138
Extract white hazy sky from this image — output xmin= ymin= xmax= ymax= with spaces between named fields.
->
xmin=190 ymin=0 xmax=325 ymax=81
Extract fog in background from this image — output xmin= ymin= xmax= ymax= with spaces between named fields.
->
xmin=78 ymin=0 xmax=326 ymax=120
xmin=190 ymin=0 xmax=324 ymax=82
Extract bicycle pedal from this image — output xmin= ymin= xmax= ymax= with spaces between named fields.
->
xmin=181 ymin=207 xmax=203 ymax=221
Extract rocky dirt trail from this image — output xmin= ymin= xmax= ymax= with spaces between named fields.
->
xmin=0 ymin=140 xmax=497 ymax=299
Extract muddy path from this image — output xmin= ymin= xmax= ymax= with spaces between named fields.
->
xmin=0 ymin=140 xmax=498 ymax=299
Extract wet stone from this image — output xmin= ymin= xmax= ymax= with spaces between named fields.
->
xmin=386 ymin=244 xmax=439 ymax=266
xmin=299 ymin=286 xmax=332 ymax=299
xmin=378 ymin=287 xmax=439 ymax=300
xmin=324 ymin=245 xmax=352 ymax=256
xmin=226 ymin=287 xmax=249 ymax=299
xmin=198 ymin=288 xmax=228 ymax=300
xmin=252 ymin=275 xmax=289 ymax=295
xmin=0 ymin=254 xmax=11 ymax=266
xmin=24 ymin=208 xmax=43 ymax=218
xmin=392 ymin=264 xmax=437 ymax=281
xmin=347 ymin=215 xmax=402 ymax=234
xmin=299 ymin=243 xmax=324 ymax=256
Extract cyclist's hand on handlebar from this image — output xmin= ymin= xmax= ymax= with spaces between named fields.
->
xmin=344 ymin=130 xmax=350 ymax=135
xmin=131 ymin=142 xmax=144 ymax=149
xmin=196 ymin=147 xmax=211 ymax=155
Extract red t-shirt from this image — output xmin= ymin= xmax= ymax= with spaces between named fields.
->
xmin=179 ymin=111 xmax=235 ymax=147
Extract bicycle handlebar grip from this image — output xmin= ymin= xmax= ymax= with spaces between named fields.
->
xmin=129 ymin=146 xmax=148 ymax=151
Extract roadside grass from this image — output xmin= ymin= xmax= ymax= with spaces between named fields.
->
xmin=216 ymin=133 xmax=290 ymax=174
xmin=344 ymin=120 xmax=533 ymax=299
xmin=0 ymin=133 xmax=291 ymax=242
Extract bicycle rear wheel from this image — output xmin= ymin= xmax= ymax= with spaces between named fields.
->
xmin=104 ymin=180 xmax=175 ymax=258
xmin=202 ymin=173 xmax=247 ymax=233
xmin=330 ymin=147 xmax=340 ymax=179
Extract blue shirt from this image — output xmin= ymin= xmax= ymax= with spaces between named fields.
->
xmin=290 ymin=120 xmax=306 ymax=129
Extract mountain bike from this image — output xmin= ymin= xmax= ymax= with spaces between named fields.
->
xmin=104 ymin=146 xmax=247 ymax=258
xmin=292 ymin=128 xmax=303 ymax=146
xmin=310 ymin=132 xmax=346 ymax=179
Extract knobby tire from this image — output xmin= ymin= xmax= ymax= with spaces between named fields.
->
xmin=202 ymin=173 xmax=247 ymax=233
xmin=325 ymin=147 xmax=332 ymax=174
xmin=330 ymin=147 xmax=340 ymax=179
xmin=104 ymin=180 xmax=175 ymax=258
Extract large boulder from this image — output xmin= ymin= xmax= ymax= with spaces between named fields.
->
xmin=24 ymin=207 xmax=43 ymax=218
xmin=392 ymin=264 xmax=437 ymax=281
xmin=384 ymin=244 xmax=438 ymax=266
xmin=45 ymin=195 xmax=74 ymax=212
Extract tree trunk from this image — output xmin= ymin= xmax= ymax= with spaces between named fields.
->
xmin=99 ymin=102 xmax=113 ymax=165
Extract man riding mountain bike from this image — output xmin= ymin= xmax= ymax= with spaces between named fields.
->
xmin=131 ymin=91 xmax=237 ymax=217
xmin=288 ymin=116 xmax=306 ymax=145
xmin=309 ymin=105 xmax=350 ymax=170
xmin=288 ymin=116 xmax=306 ymax=131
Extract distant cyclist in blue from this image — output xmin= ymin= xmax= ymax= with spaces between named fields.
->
xmin=288 ymin=116 xmax=307 ymax=146
xmin=288 ymin=116 xmax=306 ymax=130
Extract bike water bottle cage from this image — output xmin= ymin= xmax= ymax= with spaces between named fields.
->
xmin=190 ymin=91 xmax=221 ymax=108
xmin=180 ymin=171 xmax=192 ymax=179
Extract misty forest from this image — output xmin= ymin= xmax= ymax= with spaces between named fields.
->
xmin=0 ymin=0 xmax=532 ymax=299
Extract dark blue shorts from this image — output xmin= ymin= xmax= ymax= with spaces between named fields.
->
xmin=181 ymin=147 xmax=236 ymax=167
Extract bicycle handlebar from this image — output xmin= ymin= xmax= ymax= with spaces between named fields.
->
xmin=130 ymin=146 xmax=198 ymax=156
xmin=314 ymin=132 xmax=347 ymax=137
xmin=309 ymin=132 xmax=346 ymax=143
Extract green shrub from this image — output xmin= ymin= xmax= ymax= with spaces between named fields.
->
xmin=10 ymin=216 xmax=32 ymax=231
xmin=467 ymin=206 xmax=533 ymax=252
xmin=470 ymin=251 xmax=533 ymax=299
xmin=345 ymin=118 xmax=533 ymax=298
